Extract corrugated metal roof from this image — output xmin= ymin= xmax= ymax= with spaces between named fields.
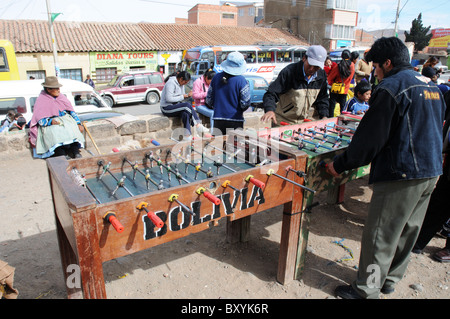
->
xmin=0 ymin=19 xmax=308 ymax=53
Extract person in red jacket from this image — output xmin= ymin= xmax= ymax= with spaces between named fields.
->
xmin=327 ymin=49 xmax=355 ymax=116
xmin=324 ymin=56 xmax=336 ymax=76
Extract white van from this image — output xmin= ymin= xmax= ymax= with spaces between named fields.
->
xmin=0 ymin=78 xmax=113 ymax=123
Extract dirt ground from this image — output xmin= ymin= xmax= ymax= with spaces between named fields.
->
xmin=0 ymin=149 xmax=449 ymax=300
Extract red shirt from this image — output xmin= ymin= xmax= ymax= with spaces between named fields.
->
xmin=327 ymin=62 xmax=355 ymax=95
xmin=324 ymin=61 xmax=337 ymax=76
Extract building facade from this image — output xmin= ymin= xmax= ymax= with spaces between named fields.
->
xmin=188 ymin=4 xmax=238 ymax=26
xmin=1 ymin=19 xmax=306 ymax=83
xmin=264 ymin=0 xmax=358 ymax=51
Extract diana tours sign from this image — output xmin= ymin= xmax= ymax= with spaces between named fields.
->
xmin=89 ymin=51 xmax=158 ymax=72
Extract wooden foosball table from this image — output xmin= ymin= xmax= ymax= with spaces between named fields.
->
xmin=47 ymin=133 xmax=314 ymax=299
xmin=245 ymin=115 xmax=370 ymax=278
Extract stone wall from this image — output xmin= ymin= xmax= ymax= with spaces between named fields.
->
xmin=0 ymin=111 xmax=266 ymax=160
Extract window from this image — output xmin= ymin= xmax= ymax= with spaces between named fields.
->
xmin=253 ymin=77 xmax=269 ymax=90
xmin=200 ymin=52 xmax=215 ymax=65
xmin=291 ymin=0 xmax=296 ymax=6
xmin=96 ymin=67 xmax=117 ymax=82
xmin=216 ymin=51 xmax=226 ymax=64
xmin=73 ymin=92 xmax=102 ymax=108
xmin=293 ymin=51 xmax=305 ymax=62
xmin=121 ymin=77 xmax=134 ymax=87
xmin=134 ymin=75 xmax=148 ymax=85
xmin=327 ymin=0 xmax=357 ymax=11
xmin=60 ymin=68 xmax=82 ymax=81
xmin=248 ymin=7 xmax=255 ymax=16
xmin=26 ymin=70 xmax=46 ymax=80
xmin=238 ymin=9 xmax=244 ymax=17
xmin=278 ymin=51 xmax=292 ymax=63
xmin=257 ymin=8 xmax=263 ymax=17
xmin=258 ymin=52 xmax=274 ymax=63
xmin=168 ymin=63 xmax=176 ymax=74
xmin=325 ymin=24 xmax=355 ymax=40
xmin=305 ymin=0 xmax=311 ymax=7
xmin=0 ymin=48 xmax=9 ymax=71
xmin=222 ymin=13 xmax=235 ymax=19
xmin=240 ymin=51 xmax=257 ymax=64
xmin=0 ymin=97 xmax=26 ymax=115
xmin=148 ymin=73 xmax=163 ymax=84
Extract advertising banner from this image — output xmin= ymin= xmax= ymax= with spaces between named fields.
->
xmin=428 ymin=28 xmax=450 ymax=49
xmin=89 ymin=51 xmax=158 ymax=73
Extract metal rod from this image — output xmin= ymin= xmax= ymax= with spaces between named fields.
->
xmin=190 ymin=146 xmax=236 ymax=173
xmin=272 ymin=136 xmax=317 ymax=153
xmin=98 ymin=160 xmax=134 ymax=196
xmin=307 ymin=128 xmax=349 ymax=144
xmin=123 ymin=157 xmax=159 ymax=188
xmin=267 ymin=170 xmax=315 ymax=193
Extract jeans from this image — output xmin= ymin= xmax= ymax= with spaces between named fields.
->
xmin=195 ymin=104 xmax=214 ymax=132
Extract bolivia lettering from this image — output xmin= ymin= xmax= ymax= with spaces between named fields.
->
xmin=143 ymin=185 xmax=264 ymax=240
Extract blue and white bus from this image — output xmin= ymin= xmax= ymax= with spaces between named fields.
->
xmin=182 ymin=44 xmax=309 ymax=83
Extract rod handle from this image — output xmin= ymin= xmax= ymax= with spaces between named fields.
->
xmin=203 ymin=191 xmax=221 ymax=205
xmin=246 ymin=175 xmax=265 ymax=190
xmin=104 ymin=212 xmax=124 ymax=233
xmin=147 ymin=211 xmax=164 ymax=228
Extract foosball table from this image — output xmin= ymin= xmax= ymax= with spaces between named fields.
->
xmin=244 ymin=115 xmax=370 ymax=278
xmin=47 ymin=133 xmax=314 ymax=299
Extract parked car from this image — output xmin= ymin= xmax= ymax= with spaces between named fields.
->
xmin=245 ymin=75 xmax=269 ymax=110
xmin=0 ymin=78 xmax=114 ymax=124
xmin=98 ymin=71 xmax=165 ymax=107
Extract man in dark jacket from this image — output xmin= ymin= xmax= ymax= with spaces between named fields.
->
xmin=326 ymin=37 xmax=446 ymax=299
xmin=261 ymin=45 xmax=329 ymax=125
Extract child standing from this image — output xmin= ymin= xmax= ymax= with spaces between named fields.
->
xmin=344 ymin=81 xmax=371 ymax=115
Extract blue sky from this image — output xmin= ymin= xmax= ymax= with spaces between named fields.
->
xmin=357 ymin=0 xmax=449 ymax=31
xmin=0 ymin=0 xmax=447 ymax=31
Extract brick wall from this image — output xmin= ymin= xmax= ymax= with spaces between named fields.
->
xmin=188 ymin=4 xmax=237 ymax=26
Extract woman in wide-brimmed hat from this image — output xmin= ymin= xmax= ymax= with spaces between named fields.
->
xmin=29 ymin=76 xmax=85 ymax=159
xmin=205 ymin=51 xmax=251 ymax=136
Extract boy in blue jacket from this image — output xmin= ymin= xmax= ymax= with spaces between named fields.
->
xmin=344 ymin=81 xmax=371 ymax=115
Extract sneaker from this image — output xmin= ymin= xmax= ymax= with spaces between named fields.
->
xmin=334 ymin=285 xmax=364 ymax=299
xmin=381 ymin=285 xmax=395 ymax=294
xmin=195 ymin=124 xmax=209 ymax=135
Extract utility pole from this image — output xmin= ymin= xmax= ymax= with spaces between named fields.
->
xmin=394 ymin=0 xmax=401 ymax=38
xmin=46 ymin=0 xmax=60 ymax=77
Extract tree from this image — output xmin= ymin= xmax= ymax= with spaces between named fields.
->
xmin=404 ymin=13 xmax=432 ymax=52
